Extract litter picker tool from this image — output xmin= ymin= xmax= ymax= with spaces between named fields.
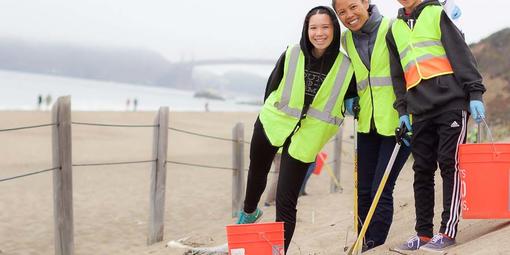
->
xmin=352 ymin=98 xmax=360 ymax=240
xmin=347 ymin=123 xmax=410 ymax=255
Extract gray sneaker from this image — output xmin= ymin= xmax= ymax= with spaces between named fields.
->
xmin=420 ymin=233 xmax=456 ymax=253
xmin=394 ymin=235 xmax=429 ymax=251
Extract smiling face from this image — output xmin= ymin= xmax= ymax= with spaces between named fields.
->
xmin=333 ymin=0 xmax=369 ymax=32
xmin=308 ymin=13 xmax=334 ymax=58
xmin=397 ymin=0 xmax=423 ymax=13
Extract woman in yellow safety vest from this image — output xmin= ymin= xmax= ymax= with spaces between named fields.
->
xmin=235 ymin=6 xmax=356 ymax=253
xmin=333 ymin=0 xmax=412 ymax=251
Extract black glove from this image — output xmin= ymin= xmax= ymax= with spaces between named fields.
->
xmin=395 ymin=122 xmax=412 ymax=147
xmin=353 ymin=97 xmax=360 ymax=120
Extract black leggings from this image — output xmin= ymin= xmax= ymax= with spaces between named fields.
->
xmin=243 ymin=118 xmax=311 ymax=252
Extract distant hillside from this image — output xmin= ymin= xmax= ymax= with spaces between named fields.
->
xmin=470 ymin=28 xmax=510 ymax=128
xmin=0 ymin=38 xmax=267 ymax=94
xmin=0 ymin=38 xmax=176 ymax=87
xmin=4 ymin=29 xmax=508 ymax=123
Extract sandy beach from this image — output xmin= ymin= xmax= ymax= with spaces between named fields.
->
xmin=1 ymin=110 xmax=509 ymax=255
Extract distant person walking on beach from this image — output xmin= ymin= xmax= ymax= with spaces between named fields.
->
xmin=37 ymin=94 xmax=43 ymax=110
xmin=133 ymin=98 xmax=138 ymax=111
xmin=235 ymin=6 xmax=356 ymax=252
xmin=126 ymin=98 xmax=131 ymax=111
xmin=45 ymin=94 xmax=52 ymax=110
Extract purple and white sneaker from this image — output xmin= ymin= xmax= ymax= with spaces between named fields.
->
xmin=394 ymin=235 xmax=430 ymax=251
xmin=420 ymin=233 xmax=456 ymax=253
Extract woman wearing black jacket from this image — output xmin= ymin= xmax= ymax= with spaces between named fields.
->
xmin=386 ymin=0 xmax=486 ymax=252
xmin=235 ymin=6 xmax=356 ymax=252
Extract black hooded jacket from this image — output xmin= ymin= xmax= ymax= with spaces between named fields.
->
xmin=385 ymin=0 xmax=486 ymax=122
xmin=263 ymin=6 xmax=356 ymax=113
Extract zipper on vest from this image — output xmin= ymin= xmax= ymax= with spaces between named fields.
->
xmin=408 ymin=18 xmax=415 ymax=30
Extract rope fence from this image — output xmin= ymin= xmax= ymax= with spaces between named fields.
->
xmin=0 ymin=123 xmax=56 ymax=132
xmin=0 ymin=123 xmax=352 ymax=180
xmin=72 ymin=159 xmax=156 ymax=167
xmin=0 ymin=122 xmax=351 ymax=181
xmin=0 ymin=166 xmax=60 ymax=182
xmin=169 ymin=126 xmax=251 ymax=144
xmin=169 ymin=126 xmax=353 ymax=145
xmin=166 ymin=160 xmax=234 ymax=171
xmin=0 ymin=96 xmax=353 ymax=255
xmin=72 ymin=121 xmax=157 ymax=128
xmin=0 ymin=123 xmax=60 ymax=183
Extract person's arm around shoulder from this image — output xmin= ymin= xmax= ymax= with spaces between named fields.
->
xmin=440 ymin=12 xmax=486 ymax=122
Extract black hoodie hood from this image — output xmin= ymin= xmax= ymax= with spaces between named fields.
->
xmin=298 ymin=6 xmax=343 ymax=106
xmin=300 ymin=6 xmax=341 ymax=59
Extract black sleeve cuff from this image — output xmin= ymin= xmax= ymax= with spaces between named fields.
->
xmin=469 ymin=91 xmax=483 ymax=101
xmin=397 ymin=106 xmax=408 ymax=117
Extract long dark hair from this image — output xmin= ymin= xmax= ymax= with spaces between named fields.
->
xmin=300 ymin=6 xmax=341 ymax=58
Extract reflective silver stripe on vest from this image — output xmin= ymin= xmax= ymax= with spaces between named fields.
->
xmin=341 ymin=34 xmax=348 ymax=51
xmin=277 ymin=104 xmax=302 ymax=118
xmin=275 ymin=45 xmax=302 ymax=118
xmin=399 ymin=40 xmax=443 ymax=61
xmin=306 ymin=57 xmax=352 ymax=126
xmin=403 ymin=53 xmax=448 ymax=72
xmin=307 ymin=108 xmax=343 ymax=126
xmin=356 ymin=77 xmax=393 ymax=91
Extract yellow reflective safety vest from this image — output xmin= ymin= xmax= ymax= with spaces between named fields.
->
xmin=259 ymin=45 xmax=354 ymax=162
xmin=341 ymin=17 xmax=400 ymax=136
xmin=391 ymin=5 xmax=454 ymax=90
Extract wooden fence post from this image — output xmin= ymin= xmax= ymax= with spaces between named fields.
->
xmin=331 ymin=128 xmax=343 ymax=193
xmin=148 ymin=107 xmax=169 ymax=245
xmin=52 ymin=96 xmax=74 ymax=255
xmin=232 ymin=123 xmax=245 ymax=218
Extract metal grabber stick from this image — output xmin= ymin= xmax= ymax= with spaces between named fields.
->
xmin=347 ymin=123 xmax=409 ymax=255
xmin=352 ymin=99 xmax=360 ymax=240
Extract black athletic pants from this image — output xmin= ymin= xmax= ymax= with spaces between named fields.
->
xmin=411 ymin=110 xmax=467 ymax=238
xmin=357 ymin=131 xmax=411 ymax=248
xmin=243 ymin=118 xmax=311 ymax=252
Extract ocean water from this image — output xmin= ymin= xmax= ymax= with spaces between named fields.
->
xmin=0 ymin=70 xmax=261 ymax=112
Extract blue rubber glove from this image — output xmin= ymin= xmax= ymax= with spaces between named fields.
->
xmin=398 ymin=115 xmax=412 ymax=147
xmin=469 ymin=100 xmax=485 ymax=124
xmin=399 ymin=115 xmax=412 ymax=132
xmin=344 ymin=97 xmax=356 ymax=116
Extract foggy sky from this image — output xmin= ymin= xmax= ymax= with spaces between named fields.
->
xmin=0 ymin=0 xmax=508 ymax=63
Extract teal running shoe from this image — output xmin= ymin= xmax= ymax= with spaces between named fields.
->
xmin=236 ymin=208 xmax=263 ymax=224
